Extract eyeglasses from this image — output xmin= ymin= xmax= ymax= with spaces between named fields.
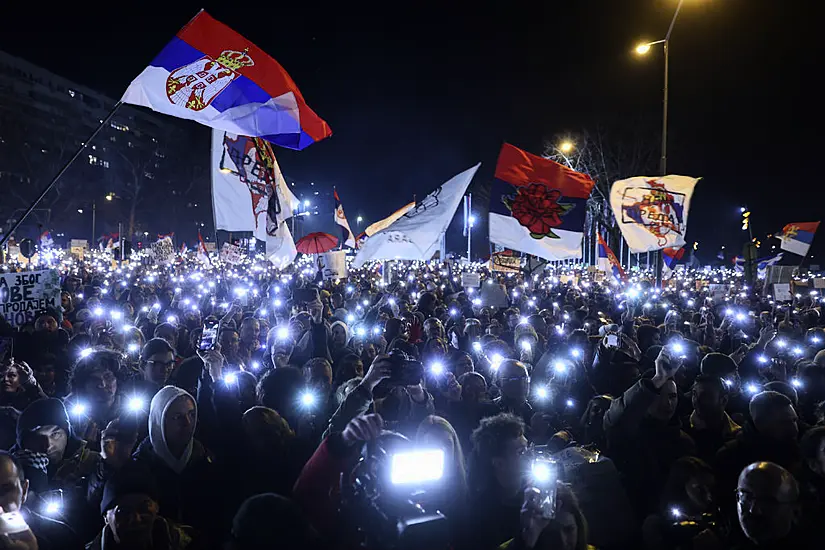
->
xmin=146 ymin=359 xmax=175 ymax=369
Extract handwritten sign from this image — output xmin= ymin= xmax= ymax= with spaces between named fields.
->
xmin=773 ymin=283 xmax=792 ymax=302
xmin=320 ymin=250 xmax=348 ymax=280
xmin=150 ymin=238 xmax=175 ymax=264
xmin=460 ymin=272 xmax=481 ymax=288
xmin=220 ymin=243 xmax=244 ymax=265
xmin=0 ymin=270 xmax=61 ymax=327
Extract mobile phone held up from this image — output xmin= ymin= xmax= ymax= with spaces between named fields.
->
xmin=605 ymin=334 xmax=620 ymax=348
xmin=199 ymin=321 xmax=220 ymax=351
xmin=530 ymin=457 xmax=559 ymax=519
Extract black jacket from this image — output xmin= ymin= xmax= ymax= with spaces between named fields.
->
xmin=22 ymin=506 xmax=80 ymax=550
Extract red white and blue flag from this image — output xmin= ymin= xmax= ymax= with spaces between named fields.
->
xmin=597 ymin=234 xmax=626 ymax=281
xmin=121 ymin=11 xmax=331 ymax=150
xmin=661 ymin=246 xmax=685 ymax=280
xmin=490 ymin=143 xmax=594 ymax=261
xmin=779 ymin=221 xmax=819 ymax=257
xmin=333 ymin=188 xmax=355 ymax=248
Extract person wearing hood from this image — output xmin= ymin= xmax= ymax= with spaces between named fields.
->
xmin=328 ymin=321 xmax=352 ymax=363
xmin=129 ymin=386 xmax=222 ymax=537
xmin=602 ymin=348 xmax=696 ymax=518
xmin=12 ymin=398 xmax=107 ymax=540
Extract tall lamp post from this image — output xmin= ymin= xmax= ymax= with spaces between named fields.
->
xmin=635 ymin=0 xmax=687 ymax=285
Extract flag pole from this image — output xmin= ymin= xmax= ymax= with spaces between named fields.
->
xmin=1 ymin=101 xmax=123 ymax=249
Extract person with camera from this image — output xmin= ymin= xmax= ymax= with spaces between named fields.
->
xmin=602 ymin=347 xmax=696 ymax=518
xmin=0 ymin=451 xmax=78 ymax=550
xmin=502 ymin=483 xmax=593 ymax=550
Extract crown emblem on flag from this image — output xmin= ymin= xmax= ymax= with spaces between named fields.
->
xmin=216 ymin=49 xmax=255 ymax=71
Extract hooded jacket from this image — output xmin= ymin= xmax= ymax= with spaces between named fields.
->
xmin=130 ymin=386 xmax=223 ymax=535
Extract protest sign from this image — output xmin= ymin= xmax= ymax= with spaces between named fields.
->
xmin=461 ymin=272 xmax=481 ymax=288
xmin=320 ymin=250 xmax=348 ymax=280
xmin=490 ymin=254 xmax=521 ymax=274
xmin=150 ymin=237 xmax=175 ymax=264
xmin=708 ymin=284 xmax=729 ymax=304
xmin=773 ymin=283 xmax=792 ymax=302
xmin=814 ymin=278 xmax=825 ymax=289
xmin=220 ymin=243 xmax=244 ymax=265
xmin=0 ymin=270 xmax=61 ymax=327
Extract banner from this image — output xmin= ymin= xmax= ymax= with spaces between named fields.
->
xmin=211 ymin=130 xmax=300 ymax=241
xmin=220 ymin=243 xmax=244 ymax=265
xmin=0 ymin=270 xmax=61 ymax=327
xmin=490 ymin=252 xmax=521 ymax=273
xmin=266 ymin=221 xmax=298 ymax=269
xmin=121 ymin=11 xmax=331 ymax=150
xmin=150 ymin=237 xmax=175 ymax=264
xmin=319 ymin=250 xmax=348 ymax=280
xmin=610 ymin=175 xmax=700 ymax=253
xmin=490 ymin=144 xmax=595 ymax=261
xmin=353 ymin=164 xmax=480 ymax=267
xmin=461 ymin=272 xmax=481 ymax=288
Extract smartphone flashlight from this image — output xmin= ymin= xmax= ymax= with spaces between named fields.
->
xmin=127 ymin=396 xmax=145 ymax=413
xmin=431 ymin=362 xmax=445 ymax=376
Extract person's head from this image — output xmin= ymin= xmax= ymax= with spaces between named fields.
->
xmin=229 ymin=493 xmax=321 ymax=550
xmin=16 ymin=398 xmax=72 ymax=465
xmin=416 ymin=415 xmax=467 ymax=494
xmin=750 ymin=391 xmax=798 ymax=442
xmin=637 ymin=324 xmax=662 ymax=351
xmin=0 ymin=363 xmax=25 ymax=395
xmin=661 ymin=457 xmax=716 ymax=516
xmin=497 ymin=360 xmax=530 ymax=404
xmin=691 ymin=374 xmax=728 ymax=421
xmin=241 ymin=407 xmax=294 ymax=455
xmin=423 ymin=317 xmax=445 ymax=341
xmin=647 ymin=374 xmax=679 ymax=422
xmin=330 ymin=321 xmax=349 ymax=349
xmin=700 ymin=353 xmax=739 ymax=384
xmin=533 ymin=484 xmax=589 ymax=550
xmin=267 ymin=326 xmax=295 ymax=369
xmin=149 ymin=386 xmax=197 ymax=464
xmin=470 ymin=413 xmax=528 ymax=493
xmin=0 ymin=452 xmax=28 ymax=513
xmin=34 ymin=315 xmax=58 ymax=333
xmin=140 ymin=338 xmax=176 ymax=386
xmin=101 ymin=471 xmax=161 ymax=546
xmin=303 ymin=358 xmax=332 ymax=393
xmin=152 ymin=323 xmax=178 ymax=351
xmin=257 ymin=367 xmax=304 ymax=425
xmin=451 ymin=351 xmax=475 ymax=378
xmin=737 ymin=462 xmax=801 ymax=545
xmin=220 ymin=327 xmax=241 ymax=358
xmin=70 ymin=349 xmax=121 ymax=408
xmin=239 ymin=317 xmax=261 ymax=346
xmin=333 ymin=354 xmax=364 ymax=387
xmin=580 ymin=395 xmax=613 ymax=435
xmin=800 ymin=426 xmax=825 ymax=477
xmin=459 ymin=372 xmax=487 ymax=403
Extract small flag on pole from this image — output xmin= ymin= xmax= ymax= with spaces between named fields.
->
xmin=778 ymin=222 xmax=819 ymax=257
xmin=333 ymin=188 xmax=356 ymax=248
xmin=597 ymin=234 xmax=626 ymax=281
xmin=121 ymin=11 xmax=331 ymax=150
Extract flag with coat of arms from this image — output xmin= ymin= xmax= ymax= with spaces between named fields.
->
xmin=778 ymin=222 xmax=819 ymax=257
xmin=597 ymin=234 xmax=626 ymax=281
xmin=121 ymin=11 xmax=331 ymax=150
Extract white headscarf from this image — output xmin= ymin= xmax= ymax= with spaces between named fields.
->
xmin=149 ymin=385 xmax=197 ymax=474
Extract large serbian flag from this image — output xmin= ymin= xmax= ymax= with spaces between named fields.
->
xmin=121 ymin=11 xmax=331 ymax=150
xmin=490 ymin=143 xmax=595 ymax=261
xmin=597 ymin=234 xmax=626 ymax=281
xmin=779 ymin=222 xmax=819 ymax=257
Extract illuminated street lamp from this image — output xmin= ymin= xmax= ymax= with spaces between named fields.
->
xmin=559 ymin=141 xmax=575 ymax=154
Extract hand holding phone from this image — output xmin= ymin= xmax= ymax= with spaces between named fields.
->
xmin=199 ymin=321 xmax=219 ymax=351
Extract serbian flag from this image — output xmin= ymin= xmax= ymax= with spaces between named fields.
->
xmin=597 ymin=234 xmax=626 ymax=281
xmin=121 ymin=11 xmax=331 ymax=150
xmin=333 ymin=188 xmax=356 ymax=248
xmin=39 ymin=231 xmax=53 ymax=249
xmin=661 ymin=246 xmax=685 ymax=280
xmin=779 ymin=221 xmax=819 ymax=256
xmin=490 ymin=143 xmax=595 ymax=261
xmin=197 ymin=231 xmax=211 ymax=264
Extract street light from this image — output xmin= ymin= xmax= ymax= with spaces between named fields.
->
xmin=303 ymin=199 xmax=311 ymax=208
xmin=634 ymin=0 xmax=689 ymax=285
xmin=559 ymin=141 xmax=575 ymax=154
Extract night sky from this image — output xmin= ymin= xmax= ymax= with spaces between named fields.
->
xmin=0 ymin=1 xmax=820 ymax=261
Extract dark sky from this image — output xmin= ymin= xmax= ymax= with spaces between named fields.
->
xmin=0 ymin=1 xmax=820 ymax=261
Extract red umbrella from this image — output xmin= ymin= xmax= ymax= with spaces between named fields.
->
xmin=296 ymin=232 xmax=339 ymax=255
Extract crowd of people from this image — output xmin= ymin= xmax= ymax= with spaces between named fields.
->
xmin=1 ymin=251 xmax=824 ymax=550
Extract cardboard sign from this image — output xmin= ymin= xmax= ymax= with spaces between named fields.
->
xmin=708 ymin=284 xmax=729 ymax=304
xmin=150 ymin=238 xmax=175 ymax=264
xmin=490 ymin=253 xmax=521 ymax=273
xmin=461 ymin=272 xmax=481 ymax=288
xmin=69 ymin=239 xmax=88 ymax=250
xmin=220 ymin=243 xmax=244 ymax=265
xmin=814 ymin=278 xmax=825 ymax=289
xmin=320 ymin=250 xmax=348 ymax=280
xmin=773 ymin=283 xmax=793 ymax=302
xmin=0 ymin=269 xmax=61 ymax=327
xmin=204 ymin=242 xmax=217 ymax=252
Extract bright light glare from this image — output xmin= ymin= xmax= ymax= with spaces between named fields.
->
xmin=79 ymin=348 xmax=94 ymax=359
xmin=671 ymin=343 xmax=685 ymax=354
xmin=521 ymin=340 xmax=532 ymax=352
xmin=44 ymin=501 xmax=61 ymax=516
xmin=559 ymin=141 xmax=574 ymax=154
xmin=536 ymin=387 xmax=549 ymax=399
xmin=277 ymin=327 xmax=290 ymax=341
xmin=127 ymin=397 xmax=145 ymax=412
xmin=110 ymin=310 xmax=122 ymax=321
xmin=224 ymin=373 xmax=238 ymax=385
xmin=570 ymin=348 xmax=582 ymax=359
xmin=791 ymin=377 xmax=803 ymax=388
xmin=301 ymin=391 xmax=317 ymax=408
xmin=251 ymin=361 xmax=260 ymax=370
xmin=390 ymin=450 xmax=445 ymax=485
xmin=127 ymin=343 xmax=139 ymax=353
xmin=71 ymin=402 xmax=87 ymax=416
xmin=491 ymin=353 xmax=504 ymax=369
xmin=565 ymin=398 xmax=575 ymax=408
xmin=431 ymin=362 xmax=445 ymax=375
xmin=531 ymin=460 xmax=555 ymax=484
xmin=93 ymin=307 xmax=104 ymax=317
xmin=635 ymin=43 xmax=652 ymax=55
xmin=553 ymin=361 xmax=567 ymax=374
xmin=776 ymin=339 xmax=787 ymax=348
xmin=745 ymin=383 xmax=759 ymax=395
xmin=473 ymin=342 xmax=482 ymax=352
xmin=670 ymin=507 xmax=682 ymax=518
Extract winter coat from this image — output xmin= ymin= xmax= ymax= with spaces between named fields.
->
xmin=683 ymin=410 xmax=741 ymax=464
xmin=602 ymin=378 xmax=696 ymax=517
xmin=86 ymin=516 xmax=197 ymax=550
